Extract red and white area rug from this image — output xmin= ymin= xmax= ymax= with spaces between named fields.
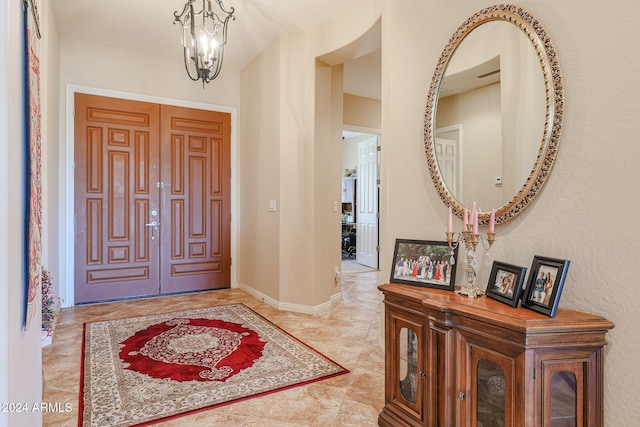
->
xmin=79 ymin=303 xmax=348 ymax=426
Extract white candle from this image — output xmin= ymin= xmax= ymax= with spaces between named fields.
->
xmin=448 ymin=206 xmax=453 ymax=233
xmin=464 ymin=208 xmax=469 ymax=227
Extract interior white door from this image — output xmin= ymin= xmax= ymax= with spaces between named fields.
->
xmin=356 ymin=135 xmax=379 ymax=269
xmin=435 ymin=136 xmax=461 ymax=200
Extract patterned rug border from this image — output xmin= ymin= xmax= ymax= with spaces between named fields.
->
xmin=78 ymin=303 xmax=350 ymax=426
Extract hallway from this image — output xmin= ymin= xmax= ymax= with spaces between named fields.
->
xmin=42 ymin=271 xmax=385 ymax=426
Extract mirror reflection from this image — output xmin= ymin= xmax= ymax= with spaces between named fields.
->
xmin=425 ymin=4 xmax=564 ymax=225
xmin=434 ymin=21 xmax=546 ymax=210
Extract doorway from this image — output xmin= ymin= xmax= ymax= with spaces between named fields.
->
xmin=342 ymin=130 xmax=380 ymax=272
xmin=74 ymin=93 xmax=231 ymax=303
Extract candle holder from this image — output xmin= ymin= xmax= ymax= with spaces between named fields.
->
xmin=446 ymin=225 xmax=496 ymax=298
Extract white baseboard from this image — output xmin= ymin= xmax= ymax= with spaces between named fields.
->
xmin=330 ymin=292 xmax=343 ymax=305
xmin=41 ymin=331 xmax=52 ymax=347
xmin=238 ymin=282 xmax=342 ymax=315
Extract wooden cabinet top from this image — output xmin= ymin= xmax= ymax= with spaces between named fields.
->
xmin=379 ymin=283 xmax=614 ymax=344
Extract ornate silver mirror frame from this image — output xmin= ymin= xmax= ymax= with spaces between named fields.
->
xmin=424 ymin=4 xmax=564 ymax=225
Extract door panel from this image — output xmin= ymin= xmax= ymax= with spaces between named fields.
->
xmin=75 ymin=94 xmax=160 ymax=303
xmin=160 ymin=105 xmax=231 ymax=293
xmin=356 ymin=135 xmax=379 ymax=269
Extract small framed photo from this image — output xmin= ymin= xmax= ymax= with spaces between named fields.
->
xmin=390 ymin=239 xmax=458 ymax=290
xmin=485 ymin=261 xmax=527 ymax=307
xmin=521 ymin=256 xmax=570 ymax=317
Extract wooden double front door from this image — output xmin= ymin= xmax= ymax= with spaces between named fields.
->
xmin=74 ymin=94 xmax=231 ymax=304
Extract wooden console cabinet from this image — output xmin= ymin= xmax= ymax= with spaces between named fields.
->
xmin=378 ymin=283 xmax=614 ymax=427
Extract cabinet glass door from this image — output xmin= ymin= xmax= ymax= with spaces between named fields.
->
xmin=550 ymin=371 xmax=577 ymax=427
xmin=389 ymin=313 xmax=425 ymax=422
xmin=542 ymin=360 xmax=585 ymax=427
xmin=466 ymin=345 xmax=514 ymax=427
xmin=399 ymin=327 xmax=419 ymax=403
xmin=476 ymin=359 xmax=506 ymax=427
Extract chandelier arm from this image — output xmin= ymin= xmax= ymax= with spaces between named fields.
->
xmin=215 ymin=0 xmax=234 ymax=16
xmin=173 ymin=2 xmax=191 ymax=22
xmin=183 ymin=49 xmax=200 ymax=82
xmin=219 ymin=9 xmax=234 ymax=46
xmin=210 ymin=47 xmax=224 ymax=81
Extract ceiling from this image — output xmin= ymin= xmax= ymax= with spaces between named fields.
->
xmin=51 ymin=0 xmax=381 ymax=99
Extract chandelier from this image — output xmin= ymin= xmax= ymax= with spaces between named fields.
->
xmin=174 ymin=0 xmax=235 ymax=86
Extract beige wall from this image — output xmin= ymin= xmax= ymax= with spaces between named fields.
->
xmin=58 ymin=39 xmax=240 ymax=106
xmin=41 ymin=0 xmax=61 ymax=295
xmin=238 ymin=40 xmax=281 ymax=302
xmin=380 ymin=1 xmax=640 ymax=424
xmin=344 ymin=93 xmax=381 ymax=129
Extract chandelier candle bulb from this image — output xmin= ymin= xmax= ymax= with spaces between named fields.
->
xmin=448 ymin=206 xmax=453 ymax=233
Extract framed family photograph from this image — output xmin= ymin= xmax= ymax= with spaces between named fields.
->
xmin=521 ymin=256 xmax=570 ymax=317
xmin=485 ymin=261 xmax=527 ymax=307
xmin=390 ymin=239 xmax=458 ymax=290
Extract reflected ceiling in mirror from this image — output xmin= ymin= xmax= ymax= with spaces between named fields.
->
xmin=424 ymin=4 xmax=563 ymax=225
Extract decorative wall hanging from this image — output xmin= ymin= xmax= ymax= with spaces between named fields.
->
xmin=22 ymin=0 xmax=42 ymax=330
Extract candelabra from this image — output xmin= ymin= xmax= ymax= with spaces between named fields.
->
xmin=446 ymin=206 xmax=496 ymax=298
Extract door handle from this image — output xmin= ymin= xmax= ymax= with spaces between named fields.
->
xmin=145 ymin=221 xmax=159 ymax=240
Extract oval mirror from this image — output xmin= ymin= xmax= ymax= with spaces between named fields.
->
xmin=425 ymin=4 xmax=563 ymax=224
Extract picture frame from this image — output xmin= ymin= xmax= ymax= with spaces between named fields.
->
xmin=521 ymin=256 xmax=570 ymax=317
xmin=390 ymin=239 xmax=458 ymax=290
xmin=485 ymin=261 xmax=527 ymax=307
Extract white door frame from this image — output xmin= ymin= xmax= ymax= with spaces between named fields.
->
xmin=61 ymin=85 xmax=239 ymax=307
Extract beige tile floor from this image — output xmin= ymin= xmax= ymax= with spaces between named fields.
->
xmin=42 ymin=270 xmax=385 ymax=426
